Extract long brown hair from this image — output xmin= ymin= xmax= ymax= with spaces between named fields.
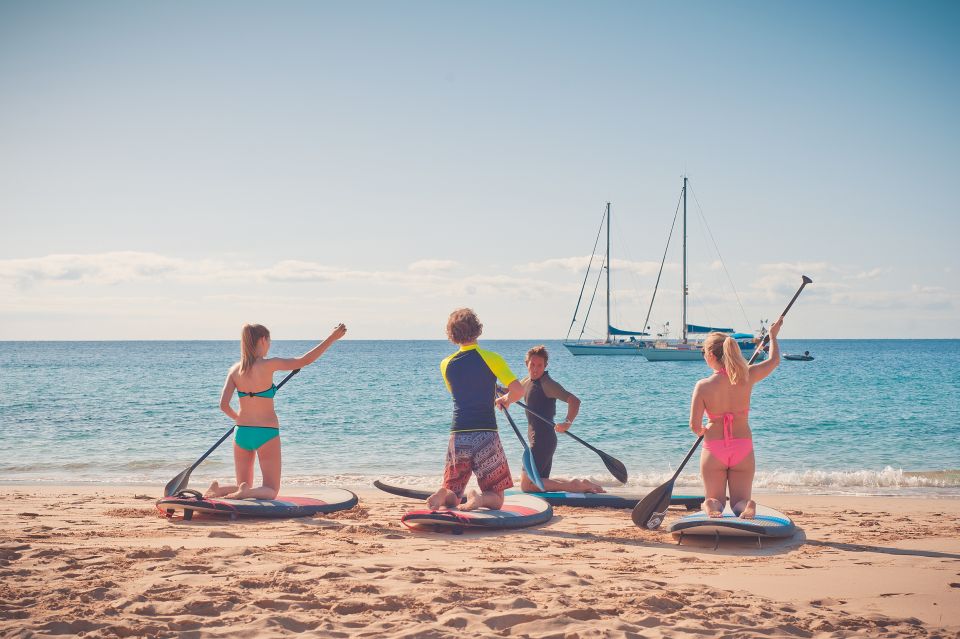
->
xmin=703 ymin=332 xmax=749 ymax=384
xmin=239 ymin=324 xmax=270 ymax=374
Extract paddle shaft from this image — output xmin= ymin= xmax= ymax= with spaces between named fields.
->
xmin=501 ymin=405 xmax=546 ymax=491
xmin=671 ymin=276 xmax=812 ymax=479
xmin=516 ymin=400 xmax=603 ymax=456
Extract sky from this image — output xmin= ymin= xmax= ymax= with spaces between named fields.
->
xmin=1 ymin=1 xmax=957 ymax=340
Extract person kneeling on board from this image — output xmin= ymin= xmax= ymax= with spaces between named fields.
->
xmin=690 ymin=318 xmax=782 ymax=519
xmin=426 ymin=308 xmax=524 ymax=512
xmin=205 ymin=322 xmax=347 ymax=500
xmin=519 ymin=345 xmax=604 ymax=494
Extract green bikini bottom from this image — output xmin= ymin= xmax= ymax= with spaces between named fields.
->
xmin=235 ymin=426 xmax=280 ymax=451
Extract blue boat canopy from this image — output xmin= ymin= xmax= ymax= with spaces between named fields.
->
xmin=686 ymin=323 xmax=735 ymax=334
xmin=608 ymin=325 xmax=649 ymax=337
xmin=731 ymin=332 xmax=754 ymax=339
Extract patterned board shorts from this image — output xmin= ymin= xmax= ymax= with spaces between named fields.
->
xmin=442 ymin=431 xmax=514 ymax=497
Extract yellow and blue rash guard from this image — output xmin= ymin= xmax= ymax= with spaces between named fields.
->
xmin=440 ymin=344 xmax=517 ymax=432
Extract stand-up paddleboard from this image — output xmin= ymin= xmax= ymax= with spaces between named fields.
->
xmin=157 ymin=488 xmax=358 ymax=521
xmin=401 ymin=494 xmax=552 ymax=532
xmin=668 ymin=504 xmax=795 ymax=546
xmin=374 ymin=480 xmax=704 ymax=510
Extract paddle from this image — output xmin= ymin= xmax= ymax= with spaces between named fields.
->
xmin=500 ymin=404 xmax=546 ymax=492
xmin=162 ymin=368 xmax=301 ymax=497
xmin=631 ymin=275 xmax=813 ymax=530
xmin=514 ymin=400 xmax=629 ymax=484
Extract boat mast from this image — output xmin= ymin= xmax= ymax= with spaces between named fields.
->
xmin=605 ymin=202 xmax=611 ymax=344
xmin=681 ymin=177 xmax=687 ymax=344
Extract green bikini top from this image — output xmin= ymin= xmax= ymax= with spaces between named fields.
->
xmin=237 ymin=384 xmax=278 ymax=399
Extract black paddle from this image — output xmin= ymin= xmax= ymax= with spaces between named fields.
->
xmin=514 ymin=400 xmax=629 ymax=484
xmin=631 ymin=275 xmax=813 ymax=530
xmin=500 ymin=405 xmax=546 ymax=492
xmin=163 ymin=368 xmax=301 ymax=497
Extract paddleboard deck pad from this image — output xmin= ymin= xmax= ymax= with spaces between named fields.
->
xmin=374 ymin=480 xmax=704 ymax=510
xmin=668 ymin=504 xmax=795 ymax=545
xmin=401 ymin=494 xmax=552 ymax=532
xmin=157 ymin=488 xmax=358 ymax=520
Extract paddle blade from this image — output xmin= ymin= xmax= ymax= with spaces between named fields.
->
xmin=163 ymin=468 xmax=191 ymax=498
xmin=522 ymin=449 xmax=545 ymax=492
xmin=631 ymin=480 xmax=675 ymax=530
xmin=601 ymin=454 xmax=629 ymax=484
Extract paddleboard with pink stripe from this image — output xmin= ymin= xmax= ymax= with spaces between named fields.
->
xmin=157 ymin=488 xmax=358 ymax=520
xmin=400 ymin=494 xmax=552 ymax=531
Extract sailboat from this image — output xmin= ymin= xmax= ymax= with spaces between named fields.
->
xmin=562 ymin=203 xmax=650 ymax=356
xmin=637 ymin=176 xmax=760 ymax=362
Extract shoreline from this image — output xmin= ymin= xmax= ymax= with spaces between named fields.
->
xmin=3 ymin=478 xmax=960 ymax=499
xmin=2 ymin=484 xmax=958 ymax=637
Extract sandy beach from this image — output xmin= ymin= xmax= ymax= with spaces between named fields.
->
xmin=1 ymin=485 xmax=958 ymax=638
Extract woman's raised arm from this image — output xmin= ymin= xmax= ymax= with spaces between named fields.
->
xmin=269 ymin=323 xmax=347 ymax=371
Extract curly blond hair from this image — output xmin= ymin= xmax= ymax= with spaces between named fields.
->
xmin=446 ymin=308 xmax=483 ymax=344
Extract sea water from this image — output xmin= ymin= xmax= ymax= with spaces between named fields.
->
xmin=1 ymin=340 xmax=958 ymax=495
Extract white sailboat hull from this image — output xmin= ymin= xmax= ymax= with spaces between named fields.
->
xmin=639 ymin=342 xmax=761 ymax=362
xmin=563 ymin=342 xmax=645 ymax=356
xmin=638 ymin=346 xmax=704 ymax=361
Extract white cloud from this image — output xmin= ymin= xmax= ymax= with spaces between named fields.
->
xmin=844 ymin=267 xmax=891 ymax=281
xmin=408 ymin=259 xmax=459 ymax=273
xmin=516 ymin=254 xmax=665 ymax=276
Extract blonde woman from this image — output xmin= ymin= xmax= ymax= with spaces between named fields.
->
xmin=206 ymin=322 xmax=347 ymax=500
xmin=690 ymin=317 xmax=782 ymax=519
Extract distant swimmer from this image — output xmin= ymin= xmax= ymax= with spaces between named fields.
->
xmin=205 ymin=322 xmax=347 ymax=500
xmin=519 ymin=346 xmax=604 ymax=494
xmin=426 ymin=308 xmax=524 ymax=512
xmin=690 ymin=317 xmax=782 ymax=519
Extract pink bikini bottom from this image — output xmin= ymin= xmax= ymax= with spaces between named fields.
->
xmin=703 ymin=437 xmax=753 ymax=468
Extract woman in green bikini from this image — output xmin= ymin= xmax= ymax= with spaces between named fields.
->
xmin=205 ymin=322 xmax=347 ymax=500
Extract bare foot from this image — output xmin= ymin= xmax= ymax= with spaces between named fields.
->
xmin=426 ymin=487 xmax=456 ymax=511
xmin=736 ymin=499 xmax=756 ymax=519
xmin=575 ymin=479 xmax=606 ymax=493
xmin=204 ymin=481 xmax=221 ymax=498
xmin=460 ymin=490 xmax=483 ymax=511
xmin=704 ymin=498 xmax=724 ymax=518
xmin=224 ymin=482 xmax=251 ymax=499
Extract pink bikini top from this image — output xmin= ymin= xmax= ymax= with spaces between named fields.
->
xmin=705 ymin=368 xmax=750 ymax=444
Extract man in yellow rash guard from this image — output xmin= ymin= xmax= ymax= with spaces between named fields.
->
xmin=426 ymin=308 xmax=525 ymax=512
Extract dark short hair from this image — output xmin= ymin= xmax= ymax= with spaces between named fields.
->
xmin=525 ymin=345 xmax=549 ymax=365
xmin=446 ymin=308 xmax=483 ymax=344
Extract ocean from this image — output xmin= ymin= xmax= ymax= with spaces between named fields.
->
xmin=1 ymin=339 xmax=958 ymax=496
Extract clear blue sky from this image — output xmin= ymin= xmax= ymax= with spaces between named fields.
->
xmin=1 ymin=1 xmax=957 ymax=339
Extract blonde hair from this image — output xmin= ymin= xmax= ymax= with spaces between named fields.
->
xmin=525 ymin=345 xmax=549 ymax=365
xmin=240 ymin=324 xmax=270 ymax=374
xmin=446 ymin=308 xmax=483 ymax=344
xmin=703 ymin=332 xmax=749 ymax=384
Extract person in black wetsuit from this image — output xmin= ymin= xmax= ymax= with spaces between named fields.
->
xmin=519 ymin=345 xmax=605 ymax=494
